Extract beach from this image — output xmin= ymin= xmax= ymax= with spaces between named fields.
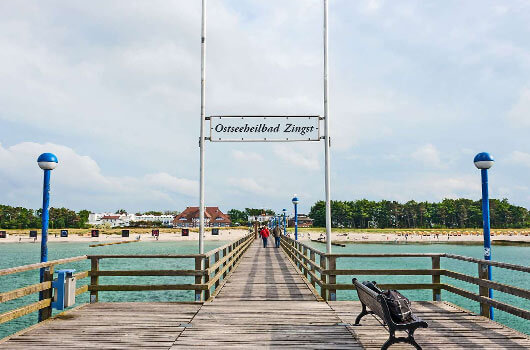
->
xmin=2 ymin=227 xmax=529 ymax=244
xmin=0 ymin=228 xmax=250 ymax=243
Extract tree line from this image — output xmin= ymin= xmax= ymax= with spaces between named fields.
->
xmin=0 ymin=205 xmax=90 ymax=229
xmin=309 ymin=198 xmax=530 ymax=229
xmin=227 ymin=208 xmax=276 ymax=226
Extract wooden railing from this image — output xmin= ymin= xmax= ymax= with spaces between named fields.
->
xmin=280 ymin=235 xmax=530 ymax=320
xmin=87 ymin=233 xmax=254 ymax=302
xmin=0 ymin=233 xmax=254 ymax=328
xmin=0 ymin=256 xmax=90 ymax=325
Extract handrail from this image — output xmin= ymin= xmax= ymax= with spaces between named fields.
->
xmin=280 ymin=234 xmax=530 ymax=322
xmin=0 ymin=255 xmax=87 ymax=276
xmin=444 ymin=254 xmax=530 ymax=273
xmin=0 ymin=233 xmax=254 ymax=331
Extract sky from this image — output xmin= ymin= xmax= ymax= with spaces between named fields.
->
xmin=1 ymin=0 xmax=529 ymax=215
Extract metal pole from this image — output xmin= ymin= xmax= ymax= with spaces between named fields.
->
xmin=323 ymin=0 xmax=332 ymax=254
xmin=294 ymin=202 xmax=298 ymax=240
xmin=38 ymin=169 xmax=51 ymax=322
xmin=198 ymin=0 xmax=207 ymax=254
xmin=283 ymin=211 xmax=287 ymax=235
xmin=481 ymin=168 xmax=494 ymax=319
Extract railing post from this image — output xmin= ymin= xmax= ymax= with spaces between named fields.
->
xmin=228 ymin=245 xmax=233 ymax=273
xmin=195 ymin=257 xmax=203 ymax=302
xmin=204 ymin=255 xmax=211 ymax=300
xmin=320 ymin=254 xmax=328 ymax=300
xmin=90 ymin=258 xmax=99 ymax=304
xmin=302 ymin=246 xmax=308 ymax=279
xmin=328 ymin=255 xmax=336 ymax=301
xmin=310 ymin=250 xmax=316 ymax=288
xmin=478 ymin=262 xmax=491 ymax=318
xmin=432 ymin=256 xmax=441 ymax=301
xmin=214 ymin=251 xmax=220 ymax=290
xmin=222 ymin=247 xmax=228 ymax=279
xmin=39 ymin=266 xmax=54 ymax=321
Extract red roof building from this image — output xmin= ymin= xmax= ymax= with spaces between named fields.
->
xmin=173 ymin=207 xmax=231 ymax=228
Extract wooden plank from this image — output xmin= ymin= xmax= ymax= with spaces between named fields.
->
xmin=443 ymin=284 xmax=530 ymax=320
xmin=0 ymin=281 xmax=51 ymax=303
xmin=89 ymin=284 xmax=208 ymax=291
xmin=90 ymin=269 xmax=206 ymax=276
xmin=0 ymin=299 xmax=51 ymax=324
xmin=325 ymin=268 xmax=443 ymax=275
xmin=0 ymin=255 xmax=87 ymax=276
xmin=445 ymin=253 xmax=530 ymax=273
xmin=326 ymin=283 xmax=442 ymax=290
xmin=444 ymin=269 xmax=530 ymax=299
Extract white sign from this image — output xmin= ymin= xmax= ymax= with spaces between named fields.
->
xmin=209 ymin=116 xmax=321 ymax=142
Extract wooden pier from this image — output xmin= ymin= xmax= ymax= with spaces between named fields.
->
xmin=1 ymin=235 xmax=529 ymax=349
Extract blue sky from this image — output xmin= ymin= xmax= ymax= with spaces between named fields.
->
xmin=1 ymin=0 xmax=529 ymax=215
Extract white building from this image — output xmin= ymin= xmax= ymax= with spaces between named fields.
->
xmin=247 ymin=214 xmax=276 ymax=224
xmin=88 ymin=213 xmax=175 ymax=228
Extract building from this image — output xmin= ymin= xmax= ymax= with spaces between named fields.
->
xmin=247 ymin=212 xmax=277 ymax=224
xmin=88 ymin=212 xmax=176 ymax=228
xmin=288 ymin=214 xmax=314 ymax=228
xmin=173 ymin=207 xmax=231 ymax=228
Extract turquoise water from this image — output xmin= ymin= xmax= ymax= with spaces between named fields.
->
xmin=307 ymin=242 xmax=530 ymax=335
xmin=0 ymin=240 xmax=225 ymax=339
xmin=1 ymin=241 xmax=529 ymax=339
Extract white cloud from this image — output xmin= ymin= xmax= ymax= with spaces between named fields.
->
xmin=273 ymin=144 xmax=320 ymax=171
xmin=227 ymin=177 xmax=277 ymax=196
xmin=231 ymin=150 xmax=264 ymax=162
xmin=0 ymin=142 xmax=197 ymax=210
xmin=508 ymin=88 xmax=530 ymax=127
xmin=411 ymin=144 xmax=445 ymax=169
xmin=506 ymin=151 xmax=530 ymax=167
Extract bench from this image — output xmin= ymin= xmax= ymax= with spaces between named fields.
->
xmin=352 ymin=278 xmax=428 ymax=350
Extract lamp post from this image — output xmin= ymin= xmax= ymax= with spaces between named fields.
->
xmin=474 ymin=152 xmax=494 ymax=320
xmin=292 ymin=195 xmax=299 ymax=240
xmin=282 ymin=209 xmax=287 ymax=235
xmin=37 ymin=152 xmax=58 ymax=322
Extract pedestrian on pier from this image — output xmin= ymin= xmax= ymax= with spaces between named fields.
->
xmin=260 ymin=226 xmax=270 ymax=248
xmin=273 ymin=224 xmax=281 ymax=248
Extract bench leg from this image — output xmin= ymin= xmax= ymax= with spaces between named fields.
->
xmin=381 ymin=330 xmax=422 ymax=350
xmin=354 ymin=303 xmax=373 ymax=325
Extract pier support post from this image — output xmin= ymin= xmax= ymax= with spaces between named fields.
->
xmin=214 ymin=251 xmax=220 ymax=290
xmin=328 ymin=256 xmax=336 ymax=301
xmin=432 ymin=256 xmax=441 ymax=301
xmin=39 ymin=267 xmax=54 ymax=321
xmin=195 ymin=257 xmax=203 ymax=302
xmin=310 ymin=250 xmax=316 ymax=288
xmin=204 ymin=255 xmax=211 ymax=300
xmin=478 ymin=262 xmax=491 ymax=318
xmin=303 ymin=246 xmax=308 ymax=279
xmin=222 ymin=247 xmax=227 ymax=279
xmin=320 ymin=254 xmax=328 ymax=300
xmin=90 ymin=258 xmax=99 ymax=303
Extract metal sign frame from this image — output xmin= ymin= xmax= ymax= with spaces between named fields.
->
xmin=208 ymin=116 xmax=322 ymax=142
xmin=197 ymin=0 xmax=333 ymax=258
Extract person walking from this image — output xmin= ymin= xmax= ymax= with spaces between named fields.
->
xmin=273 ymin=224 xmax=281 ymax=248
xmin=260 ymin=226 xmax=270 ymax=248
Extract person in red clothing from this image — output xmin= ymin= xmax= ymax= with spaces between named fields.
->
xmin=260 ymin=226 xmax=270 ymax=247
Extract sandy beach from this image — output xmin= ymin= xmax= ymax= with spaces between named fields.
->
xmin=0 ymin=228 xmax=250 ymax=244
xmin=1 ymin=228 xmax=529 ymax=244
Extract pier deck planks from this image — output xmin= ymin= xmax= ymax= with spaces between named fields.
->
xmin=1 ymin=239 xmax=528 ymax=349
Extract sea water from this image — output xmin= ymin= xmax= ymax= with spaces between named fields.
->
xmin=0 ymin=240 xmax=225 ymax=339
xmin=306 ymin=242 xmax=530 ymax=335
xmin=1 ymin=241 xmax=529 ymax=338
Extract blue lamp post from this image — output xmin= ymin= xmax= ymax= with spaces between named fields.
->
xmin=292 ymin=195 xmax=299 ymax=240
xmin=282 ymin=209 xmax=287 ymax=235
xmin=37 ymin=153 xmax=58 ymax=322
xmin=474 ymin=152 xmax=494 ymax=320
